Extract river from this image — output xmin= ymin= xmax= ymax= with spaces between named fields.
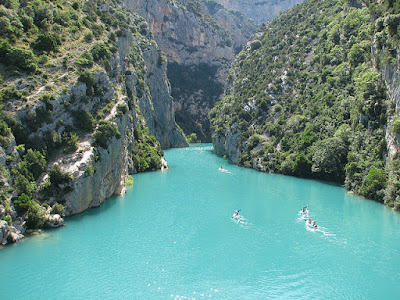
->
xmin=1 ymin=144 xmax=400 ymax=299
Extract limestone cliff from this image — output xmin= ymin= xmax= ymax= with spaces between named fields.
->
xmin=213 ymin=0 xmax=305 ymax=24
xmin=370 ymin=7 xmax=400 ymax=209
xmin=122 ymin=0 xmax=257 ymax=141
xmin=0 ymin=0 xmax=186 ymax=244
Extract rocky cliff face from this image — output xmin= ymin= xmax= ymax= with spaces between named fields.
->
xmin=122 ymin=0 xmax=256 ymax=141
xmin=123 ymin=0 xmax=253 ymax=67
xmin=370 ymin=8 xmax=400 ymax=209
xmin=45 ymin=33 xmax=186 ymax=216
xmin=213 ymin=0 xmax=304 ymax=24
xmin=0 ymin=1 xmax=187 ymax=244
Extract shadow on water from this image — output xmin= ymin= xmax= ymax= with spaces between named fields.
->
xmin=67 ymin=195 xmax=122 ymax=223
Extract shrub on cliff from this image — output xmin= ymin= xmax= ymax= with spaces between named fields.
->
xmin=31 ymin=32 xmax=62 ymax=52
xmin=20 ymin=149 xmax=47 ymax=180
xmin=0 ymin=39 xmax=37 ymax=72
xmin=13 ymin=193 xmax=34 ymax=214
xmin=72 ymin=110 xmax=96 ymax=132
xmin=250 ymin=39 xmax=262 ymax=51
xmin=26 ymin=201 xmax=46 ymax=229
xmin=391 ymin=118 xmax=400 ymax=135
xmin=133 ymin=126 xmax=163 ymax=172
xmin=13 ymin=173 xmax=36 ymax=196
xmin=49 ymin=164 xmax=73 ymax=185
xmin=90 ymin=42 xmax=112 ymax=61
xmin=78 ymin=70 xmax=96 ymax=96
xmin=51 ymin=202 xmax=65 ymax=217
xmin=62 ymin=132 xmax=79 ymax=153
xmin=92 ymin=120 xmax=121 ymax=149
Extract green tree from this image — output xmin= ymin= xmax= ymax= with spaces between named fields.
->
xmin=311 ymin=138 xmax=348 ymax=182
xmin=31 ymin=32 xmax=62 ymax=52
xmin=361 ymin=167 xmax=386 ymax=201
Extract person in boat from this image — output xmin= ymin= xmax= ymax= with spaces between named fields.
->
xmin=233 ymin=210 xmax=240 ymax=218
xmin=312 ymin=220 xmax=316 ymax=226
xmin=219 ymin=166 xmax=224 ymax=170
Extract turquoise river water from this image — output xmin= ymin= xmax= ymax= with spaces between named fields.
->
xmin=1 ymin=144 xmax=400 ymax=299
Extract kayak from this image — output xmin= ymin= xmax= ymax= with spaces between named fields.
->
xmin=306 ymin=221 xmax=318 ymax=229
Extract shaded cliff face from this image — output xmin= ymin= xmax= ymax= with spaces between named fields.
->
xmin=213 ymin=0 xmax=305 ymax=24
xmin=122 ymin=0 xmax=257 ymax=141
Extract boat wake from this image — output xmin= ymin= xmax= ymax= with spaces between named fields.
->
xmin=219 ymin=168 xmax=234 ymax=175
xmin=298 ymin=210 xmax=336 ymax=237
xmin=231 ymin=215 xmax=254 ymax=229
xmin=297 ymin=210 xmax=309 ymax=221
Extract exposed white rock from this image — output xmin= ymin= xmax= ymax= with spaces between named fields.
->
xmin=213 ymin=128 xmax=241 ymax=164
xmin=0 ymin=220 xmax=9 ymax=245
xmin=45 ymin=214 xmax=65 ymax=228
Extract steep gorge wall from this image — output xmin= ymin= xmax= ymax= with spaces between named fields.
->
xmin=210 ymin=0 xmax=400 ymax=208
xmin=0 ymin=0 xmax=187 ymax=244
xmin=213 ymin=0 xmax=304 ymax=24
xmin=369 ymin=1 xmax=400 ymax=209
xmin=7 ymin=32 xmax=185 ymax=218
xmin=122 ymin=0 xmax=256 ymax=141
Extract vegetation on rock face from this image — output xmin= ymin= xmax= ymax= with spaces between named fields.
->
xmin=133 ymin=123 xmax=163 ymax=172
xmin=0 ymin=0 xmax=174 ymax=238
xmin=210 ymin=0 xmax=400 ymax=207
xmin=367 ymin=0 xmax=400 ymax=210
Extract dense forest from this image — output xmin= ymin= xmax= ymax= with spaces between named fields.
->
xmin=210 ymin=0 xmax=400 ymax=209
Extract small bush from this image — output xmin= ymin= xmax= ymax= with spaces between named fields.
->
xmin=126 ymin=175 xmax=133 ymax=185
xmin=13 ymin=173 xmax=36 ymax=196
xmin=13 ymin=193 xmax=33 ymax=214
xmin=76 ymin=51 xmax=94 ymax=67
xmin=391 ymin=119 xmax=400 ymax=135
xmin=0 ymin=44 xmax=37 ymax=72
xmin=92 ymin=120 xmax=121 ymax=149
xmin=187 ymin=133 xmax=197 ymax=143
xmin=51 ymin=202 xmax=65 ymax=217
xmin=84 ymin=31 xmax=94 ymax=42
xmin=49 ymin=164 xmax=73 ymax=185
xmin=78 ymin=70 xmax=95 ymax=96
xmin=116 ymin=104 xmax=128 ymax=116
xmin=250 ymin=40 xmax=262 ymax=51
xmin=26 ymin=201 xmax=45 ymax=229
xmin=90 ymin=42 xmax=111 ymax=61
xmin=62 ymin=132 xmax=79 ymax=153
xmin=72 ymin=110 xmax=95 ymax=132
xmin=85 ymin=165 xmax=94 ymax=175
xmin=31 ymin=33 xmax=62 ymax=52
